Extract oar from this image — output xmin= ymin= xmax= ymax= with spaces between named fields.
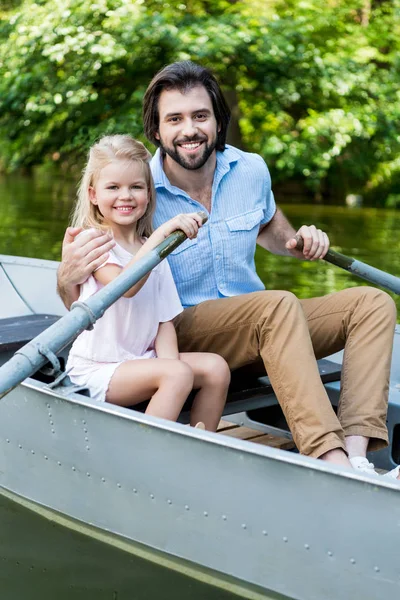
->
xmin=0 ymin=212 xmax=207 ymax=400
xmin=296 ymin=237 xmax=400 ymax=295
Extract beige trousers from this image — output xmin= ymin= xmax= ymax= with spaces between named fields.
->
xmin=174 ymin=287 xmax=397 ymax=458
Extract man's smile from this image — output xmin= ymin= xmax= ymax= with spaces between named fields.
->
xmin=180 ymin=142 xmax=202 ymax=151
xmin=176 ymin=139 xmax=206 ymax=153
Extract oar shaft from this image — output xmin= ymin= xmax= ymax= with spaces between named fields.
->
xmin=0 ymin=215 xmax=207 ymax=399
xmin=295 ymin=235 xmax=400 ymax=296
xmin=324 ymin=249 xmax=400 ymax=296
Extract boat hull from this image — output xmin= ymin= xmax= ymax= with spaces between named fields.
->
xmin=1 ymin=487 xmax=280 ymax=600
xmin=1 ymin=380 xmax=399 ymax=600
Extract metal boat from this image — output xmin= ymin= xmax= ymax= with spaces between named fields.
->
xmin=0 ymin=252 xmax=399 ymax=600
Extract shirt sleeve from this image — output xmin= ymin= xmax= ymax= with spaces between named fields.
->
xmin=94 ymin=247 xmax=124 ymax=271
xmin=253 ymin=154 xmax=276 ymax=226
xmin=78 ymin=247 xmax=124 ymax=302
xmin=157 ymin=259 xmax=183 ymax=323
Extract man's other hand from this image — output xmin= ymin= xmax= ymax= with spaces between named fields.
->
xmin=58 ymin=227 xmax=115 ymax=287
xmin=285 ymin=225 xmax=330 ymax=260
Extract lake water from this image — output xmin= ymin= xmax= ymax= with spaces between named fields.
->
xmin=1 ymin=172 xmax=400 ymax=315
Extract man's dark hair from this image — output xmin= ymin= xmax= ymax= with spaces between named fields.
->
xmin=143 ymin=61 xmax=231 ymax=151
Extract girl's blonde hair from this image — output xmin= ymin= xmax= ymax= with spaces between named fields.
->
xmin=71 ymin=134 xmax=155 ymax=237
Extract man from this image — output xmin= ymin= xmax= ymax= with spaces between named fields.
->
xmin=57 ymin=61 xmax=398 ymax=476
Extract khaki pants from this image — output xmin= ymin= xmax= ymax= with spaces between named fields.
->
xmin=174 ymin=287 xmax=397 ymax=458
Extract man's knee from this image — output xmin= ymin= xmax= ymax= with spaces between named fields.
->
xmin=358 ymin=286 xmax=397 ymax=324
xmin=256 ymin=289 xmax=301 ymax=313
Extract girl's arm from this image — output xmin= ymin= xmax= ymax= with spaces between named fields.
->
xmin=94 ymin=212 xmax=203 ymax=298
xmin=155 ymin=321 xmax=180 ymax=359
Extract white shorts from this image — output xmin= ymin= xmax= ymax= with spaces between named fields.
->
xmin=66 ymin=356 xmax=123 ymax=403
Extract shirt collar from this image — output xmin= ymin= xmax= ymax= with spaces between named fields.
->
xmin=151 ymin=145 xmax=240 ymax=193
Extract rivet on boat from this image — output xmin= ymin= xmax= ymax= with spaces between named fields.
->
xmin=72 ymin=466 xmax=76 ymax=471
xmin=204 ymin=511 xmax=208 ymax=517
xmin=374 ymin=566 xmax=380 ymax=572
xmin=118 ymin=484 xmax=122 ymax=488
xmin=101 ymin=477 xmax=105 ymax=482
xmin=185 ymin=505 xmax=190 ymax=511
xmin=57 ymin=461 xmax=61 ymax=466
xmin=31 ymin=450 xmax=35 ymax=455
xmin=304 ymin=544 xmax=310 ymax=550
xmin=167 ymin=499 xmax=172 ymax=505
xmin=241 ymin=524 xmax=247 ymax=530
xmin=86 ymin=446 xmax=90 ymax=450
xmin=222 ymin=515 xmax=227 ymax=521
xmin=328 ymin=551 xmax=333 ymax=557
xmin=6 ymin=439 xmax=9 ymax=443
xmin=262 ymin=530 xmax=268 ymax=536
xmin=86 ymin=473 xmax=90 ymax=477
xmin=44 ymin=456 xmax=48 ymax=460
xmin=150 ymin=493 xmax=154 ymax=498
xmin=350 ymin=558 xmax=356 ymax=564
xmin=283 ymin=537 xmax=288 ymax=543
xmin=133 ymin=489 xmax=137 ymax=494
xmin=18 ymin=444 xmax=22 ymax=449
xmin=50 ymin=421 xmax=53 ymax=426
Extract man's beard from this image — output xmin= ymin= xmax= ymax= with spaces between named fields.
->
xmin=159 ymin=135 xmax=217 ymax=171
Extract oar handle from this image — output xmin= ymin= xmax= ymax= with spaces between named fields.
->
xmin=294 ymin=235 xmax=400 ymax=296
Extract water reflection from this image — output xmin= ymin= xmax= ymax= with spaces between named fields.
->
xmin=0 ymin=172 xmax=75 ymax=261
xmin=1 ymin=173 xmax=400 ymax=314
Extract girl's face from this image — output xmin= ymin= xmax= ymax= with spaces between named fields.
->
xmin=89 ymin=160 xmax=149 ymax=230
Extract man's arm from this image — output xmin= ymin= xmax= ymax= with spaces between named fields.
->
xmin=57 ymin=227 xmax=115 ymax=309
xmin=257 ymin=208 xmax=329 ymax=260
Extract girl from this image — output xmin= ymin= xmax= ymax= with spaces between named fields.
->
xmin=66 ymin=134 xmax=230 ymax=430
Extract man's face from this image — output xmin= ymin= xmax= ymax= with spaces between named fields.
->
xmin=155 ymin=85 xmax=220 ymax=171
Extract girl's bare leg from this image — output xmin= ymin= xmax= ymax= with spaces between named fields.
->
xmin=106 ymin=358 xmax=194 ymax=422
xmin=180 ymin=352 xmax=231 ymax=431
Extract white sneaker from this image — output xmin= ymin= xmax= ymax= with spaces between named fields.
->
xmin=382 ymin=465 xmax=400 ymax=480
xmin=349 ymin=456 xmax=377 ymax=474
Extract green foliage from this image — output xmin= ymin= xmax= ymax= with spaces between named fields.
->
xmin=0 ymin=0 xmax=399 ymax=204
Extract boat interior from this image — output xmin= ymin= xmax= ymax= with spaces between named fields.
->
xmin=1 ymin=254 xmax=400 ymax=469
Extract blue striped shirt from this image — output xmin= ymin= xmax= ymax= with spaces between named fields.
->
xmin=151 ymin=145 xmax=276 ymax=308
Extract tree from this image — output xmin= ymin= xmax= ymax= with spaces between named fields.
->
xmin=0 ymin=0 xmax=399 ymax=204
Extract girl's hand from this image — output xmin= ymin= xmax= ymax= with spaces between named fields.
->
xmin=155 ymin=212 xmax=204 ymax=242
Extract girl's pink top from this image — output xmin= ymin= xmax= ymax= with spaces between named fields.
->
xmin=68 ymin=242 xmax=183 ymax=363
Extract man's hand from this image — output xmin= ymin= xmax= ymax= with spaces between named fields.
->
xmin=57 ymin=227 xmax=115 ymax=308
xmin=285 ymin=225 xmax=330 ymax=260
xmin=257 ymin=209 xmax=329 ymax=260
xmin=60 ymin=227 xmax=115 ymax=285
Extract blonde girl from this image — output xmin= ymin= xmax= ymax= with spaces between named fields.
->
xmin=66 ymin=134 xmax=230 ymax=430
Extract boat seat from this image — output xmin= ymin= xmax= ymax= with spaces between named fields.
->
xmin=0 ymin=314 xmax=60 ymax=355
